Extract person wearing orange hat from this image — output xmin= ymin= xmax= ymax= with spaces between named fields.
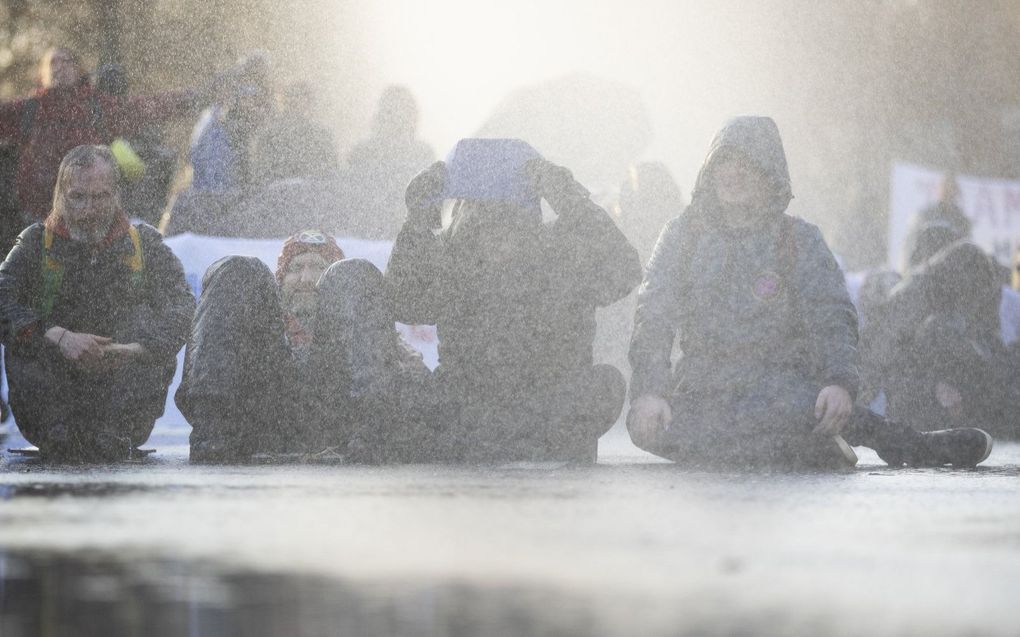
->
xmin=176 ymin=229 xmax=428 ymax=463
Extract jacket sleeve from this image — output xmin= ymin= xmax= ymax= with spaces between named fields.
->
xmin=547 ymin=190 xmax=643 ymax=307
xmin=0 ymin=97 xmax=30 ymax=142
xmin=628 ymin=216 xmax=685 ymax=399
xmin=793 ymin=221 xmax=861 ymax=397
xmin=0 ymin=225 xmax=48 ymax=346
xmin=125 ymin=225 xmax=196 ymax=358
xmin=386 ymin=223 xmax=443 ymax=325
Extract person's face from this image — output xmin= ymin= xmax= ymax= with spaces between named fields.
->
xmin=280 ymin=251 xmax=329 ymax=317
xmin=43 ymin=49 xmax=81 ymax=89
xmin=712 ymin=155 xmax=770 ymax=207
xmin=61 ymin=162 xmax=121 ymax=244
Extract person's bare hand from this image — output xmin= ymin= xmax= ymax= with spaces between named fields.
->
xmin=46 ymin=327 xmax=111 ymax=366
xmin=628 ymin=394 xmax=672 ymax=448
xmin=813 ymin=385 xmax=853 ymax=435
xmin=935 ymin=381 xmax=964 ymax=418
xmin=89 ymin=342 xmax=147 ymax=372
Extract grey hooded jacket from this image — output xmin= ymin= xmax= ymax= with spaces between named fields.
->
xmin=629 ymin=116 xmax=860 ymax=401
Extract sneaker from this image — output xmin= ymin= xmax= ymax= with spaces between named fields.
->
xmin=909 ymin=428 xmax=994 ymax=468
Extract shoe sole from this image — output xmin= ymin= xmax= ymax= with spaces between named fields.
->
xmin=976 ymin=430 xmax=994 ymax=464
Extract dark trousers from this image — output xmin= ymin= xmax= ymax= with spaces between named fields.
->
xmin=436 ymin=363 xmax=626 ymax=463
xmin=632 ymin=371 xmax=930 ymax=468
xmin=6 ymin=344 xmax=174 ymax=458
xmin=176 ymin=255 xmax=432 ymax=459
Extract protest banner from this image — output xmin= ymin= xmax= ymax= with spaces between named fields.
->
xmin=888 ymin=162 xmax=1020 ymax=269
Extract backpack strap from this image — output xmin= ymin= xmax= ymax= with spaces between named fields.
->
xmin=38 ymin=226 xmax=64 ymax=319
xmin=781 ymin=214 xmax=800 ymax=304
xmin=124 ymin=224 xmax=145 ymax=285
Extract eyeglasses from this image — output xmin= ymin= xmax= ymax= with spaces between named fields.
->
xmin=295 ymin=230 xmax=327 ymax=245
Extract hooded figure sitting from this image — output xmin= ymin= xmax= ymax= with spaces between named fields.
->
xmin=877 ymin=239 xmax=1019 ymax=440
xmin=176 ymin=230 xmax=429 ymax=463
xmin=627 ymin=116 xmax=993 ymax=469
xmin=386 ymin=138 xmax=643 ymax=463
xmin=0 ymin=144 xmax=194 ymax=461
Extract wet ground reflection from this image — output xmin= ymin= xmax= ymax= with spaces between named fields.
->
xmin=0 ymin=550 xmax=612 ymax=637
xmin=0 ymin=483 xmax=156 ymax=500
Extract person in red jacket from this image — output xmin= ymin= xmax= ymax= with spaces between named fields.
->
xmin=0 ymin=47 xmax=245 ymax=225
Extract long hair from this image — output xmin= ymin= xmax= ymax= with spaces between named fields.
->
xmin=50 ymin=145 xmax=120 ymax=221
xmin=38 ymin=47 xmax=82 ymax=89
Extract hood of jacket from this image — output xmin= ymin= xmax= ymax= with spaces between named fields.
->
xmin=687 ymin=116 xmax=794 ymax=228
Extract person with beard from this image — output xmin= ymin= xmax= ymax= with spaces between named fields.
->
xmin=0 ymin=145 xmax=194 ymax=461
xmin=627 ymin=116 xmax=993 ymax=469
xmin=386 ymin=138 xmax=643 ymax=463
xmin=176 ymin=230 xmax=429 ymax=463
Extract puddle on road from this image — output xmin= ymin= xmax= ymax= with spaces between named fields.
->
xmin=0 ymin=550 xmax=628 ymax=637
xmin=0 ymin=483 xmax=157 ymax=500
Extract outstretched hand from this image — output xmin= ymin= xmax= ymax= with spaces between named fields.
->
xmin=813 ymin=385 xmax=853 ymax=435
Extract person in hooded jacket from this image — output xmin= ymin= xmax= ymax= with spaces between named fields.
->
xmin=876 ymin=239 xmax=1020 ymax=440
xmin=176 ymin=230 xmax=429 ymax=463
xmin=386 ymin=138 xmax=643 ymax=463
xmin=0 ymin=144 xmax=194 ymax=461
xmin=627 ymin=116 xmax=993 ymax=469
xmin=900 ymin=174 xmax=971 ymax=273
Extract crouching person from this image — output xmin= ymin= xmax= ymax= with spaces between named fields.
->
xmin=627 ymin=117 xmax=993 ymax=469
xmin=387 ymin=139 xmax=643 ymax=463
xmin=0 ymin=145 xmax=195 ymax=461
xmin=176 ymin=230 xmax=430 ymax=463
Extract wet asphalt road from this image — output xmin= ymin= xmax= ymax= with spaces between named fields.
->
xmin=0 ymin=423 xmax=1018 ymax=637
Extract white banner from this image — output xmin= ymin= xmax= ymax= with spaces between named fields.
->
xmin=888 ymin=162 xmax=1020 ymax=269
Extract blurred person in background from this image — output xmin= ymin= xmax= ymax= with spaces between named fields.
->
xmin=92 ymin=63 xmax=179 ymax=226
xmin=163 ymin=53 xmax=273 ymax=236
xmin=615 ymin=161 xmax=686 ymax=264
xmin=254 ymin=81 xmax=340 ymax=184
xmin=345 ymin=85 xmax=435 ymax=239
xmin=900 ymin=173 xmax=971 ymax=273
xmin=0 ymin=47 xmax=248 ymax=246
